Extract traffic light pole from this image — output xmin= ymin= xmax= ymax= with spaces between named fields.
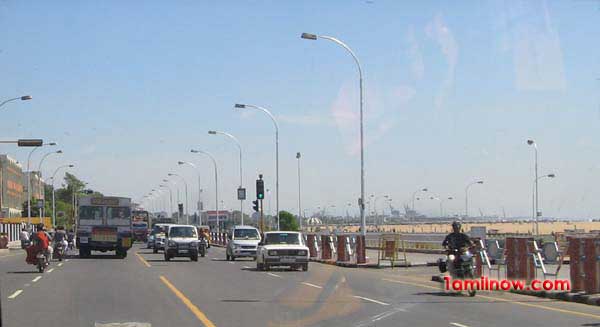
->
xmin=259 ymin=199 xmax=264 ymax=234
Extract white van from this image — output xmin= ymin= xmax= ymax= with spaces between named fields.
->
xmin=226 ymin=225 xmax=261 ymax=261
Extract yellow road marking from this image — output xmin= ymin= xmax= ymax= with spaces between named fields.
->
xmin=382 ymin=277 xmax=600 ymax=320
xmin=160 ymin=275 xmax=216 ymax=327
xmin=135 ymin=252 xmax=151 ymax=267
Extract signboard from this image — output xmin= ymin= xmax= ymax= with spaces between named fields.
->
xmin=36 ymin=200 xmax=44 ymax=209
xmin=470 ymin=226 xmax=486 ymax=240
xmin=237 ymin=188 xmax=246 ymax=200
xmin=91 ymin=197 xmax=120 ymax=206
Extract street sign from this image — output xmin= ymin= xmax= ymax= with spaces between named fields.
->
xmin=237 ymin=188 xmax=246 ymax=200
xmin=36 ymin=200 xmax=44 ymax=208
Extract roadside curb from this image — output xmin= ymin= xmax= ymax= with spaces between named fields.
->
xmin=430 ymin=274 xmax=600 ymax=307
xmin=310 ymin=258 xmax=436 ymax=269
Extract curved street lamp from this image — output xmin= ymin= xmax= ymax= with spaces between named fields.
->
xmin=191 ymin=149 xmax=220 ymax=232
xmin=178 ymin=161 xmax=203 ymax=224
xmin=532 ymin=173 xmax=556 ymax=235
xmin=50 ymin=164 xmax=74 ymax=227
xmin=301 ymin=32 xmax=366 ymax=237
xmin=465 ymin=180 xmax=484 ymax=218
xmin=234 ymin=103 xmax=279 ymax=229
xmin=209 ymin=130 xmax=244 ymax=225
xmin=0 ymin=95 xmax=32 ymax=109
xmin=27 ymin=142 xmax=57 ymax=225
xmin=169 ymin=173 xmax=189 ymax=224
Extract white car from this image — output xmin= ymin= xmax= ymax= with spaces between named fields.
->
xmin=226 ymin=226 xmax=261 ymax=261
xmin=164 ymin=225 xmax=200 ymax=261
xmin=152 ymin=224 xmax=173 ymax=253
xmin=256 ymin=231 xmax=309 ymax=271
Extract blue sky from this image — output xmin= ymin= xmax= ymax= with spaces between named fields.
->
xmin=1 ymin=0 xmax=599 ymax=218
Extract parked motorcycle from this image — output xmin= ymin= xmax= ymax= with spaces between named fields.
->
xmin=439 ymin=247 xmax=476 ymax=297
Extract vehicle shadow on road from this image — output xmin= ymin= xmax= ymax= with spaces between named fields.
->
xmin=413 ymin=291 xmax=463 ymax=297
xmin=146 ymin=259 xmax=195 ymax=262
xmin=70 ymin=254 xmax=123 ymax=259
xmin=6 ymin=271 xmax=39 ymax=274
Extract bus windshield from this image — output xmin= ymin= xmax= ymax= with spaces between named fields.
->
xmin=79 ymin=206 xmax=103 ymax=220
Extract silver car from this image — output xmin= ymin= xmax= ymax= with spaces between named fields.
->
xmin=226 ymin=226 xmax=261 ymax=261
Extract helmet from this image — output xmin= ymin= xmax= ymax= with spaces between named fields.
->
xmin=451 ymin=221 xmax=461 ymax=231
xmin=36 ymin=223 xmax=45 ymax=231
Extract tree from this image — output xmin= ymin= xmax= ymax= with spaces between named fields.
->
xmin=278 ymin=210 xmax=299 ymax=231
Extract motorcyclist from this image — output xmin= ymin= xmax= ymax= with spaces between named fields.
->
xmin=53 ymin=226 xmax=68 ymax=256
xmin=67 ymin=229 xmax=75 ymax=250
xmin=442 ymin=221 xmax=473 ymax=273
xmin=27 ymin=223 xmax=51 ymax=264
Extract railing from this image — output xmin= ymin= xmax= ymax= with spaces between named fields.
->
xmin=0 ymin=223 xmax=22 ymax=243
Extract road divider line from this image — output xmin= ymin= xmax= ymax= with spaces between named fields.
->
xmin=353 ymin=295 xmax=390 ymax=306
xmin=65 ymin=259 xmax=70 ymax=262
xmin=135 ymin=252 xmax=151 ymax=268
xmin=301 ymin=282 xmax=323 ymax=289
xmin=47 ymin=268 xmax=54 ymax=273
xmin=266 ymin=273 xmax=282 ymax=278
xmin=382 ymin=278 xmax=439 ymax=290
xmin=450 ymin=323 xmax=470 ymax=327
xmin=242 ymin=266 xmax=251 ymax=269
xmin=159 ymin=276 xmax=216 ymax=327
xmin=57 ymin=262 xmax=63 ymax=267
xmin=8 ymin=290 xmax=23 ymax=299
xmin=32 ymin=276 xmax=42 ymax=283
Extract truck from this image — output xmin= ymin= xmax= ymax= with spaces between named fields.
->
xmin=76 ymin=196 xmax=133 ymax=258
xmin=132 ymin=210 xmax=150 ymax=242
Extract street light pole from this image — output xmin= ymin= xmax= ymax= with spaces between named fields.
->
xmin=159 ymin=184 xmax=173 ymax=219
xmin=527 ymin=139 xmax=540 ymax=234
xmin=296 ymin=152 xmax=302 ymax=229
xmin=51 ymin=164 xmax=74 ymax=227
xmin=533 ymin=173 xmax=556 ymax=235
xmin=439 ymin=196 xmax=454 ymax=218
xmin=411 ymin=188 xmax=428 ymax=212
xmin=234 ymin=103 xmax=279 ymax=229
xmin=38 ymin=149 xmax=62 ymax=222
xmin=178 ymin=161 xmax=202 ymax=224
xmin=465 ymin=180 xmax=484 ymax=218
xmin=169 ymin=173 xmax=189 ymax=225
xmin=301 ymin=32 xmax=366 ymax=237
xmin=374 ymin=195 xmax=389 ymax=225
xmin=163 ymin=179 xmax=180 ymax=221
xmin=27 ymin=142 xmax=56 ymax=226
xmin=0 ymin=95 xmax=32 ymax=109
xmin=191 ymin=149 xmax=220 ymax=232
xmin=208 ymin=130 xmax=244 ymax=225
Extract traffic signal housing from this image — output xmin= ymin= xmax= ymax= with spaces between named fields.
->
xmin=252 ymin=200 xmax=260 ymax=212
xmin=256 ymin=179 xmax=264 ymax=200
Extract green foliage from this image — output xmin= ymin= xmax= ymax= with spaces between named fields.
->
xmin=278 ymin=210 xmax=299 ymax=231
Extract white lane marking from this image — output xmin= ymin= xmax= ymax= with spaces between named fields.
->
xmin=353 ymin=295 xmax=390 ymax=306
xmin=228 ymin=262 xmax=235 ymax=264
xmin=450 ymin=323 xmax=470 ymax=327
xmin=266 ymin=273 xmax=282 ymax=278
xmin=65 ymin=259 xmax=70 ymax=262
xmin=57 ymin=262 xmax=63 ymax=267
xmin=8 ymin=290 xmax=23 ymax=299
xmin=242 ymin=266 xmax=251 ymax=269
xmin=301 ymin=282 xmax=323 ymax=289
xmin=47 ymin=268 xmax=54 ymax=273
xmin=32 ymin=276 xmax=42 ymax=282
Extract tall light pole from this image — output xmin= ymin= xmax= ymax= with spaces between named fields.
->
xmin=527 ymin=139 xmax=540 ymax=234
xmin=533 ymin=173 xmax=556 ymax=235
xmin=440 ymin=196 xmax=454 ymax=218
xmin=234 ymin=103 xmax=279 ymax=230
xmin=50 ymin=164 xmax=74 ymax=227
xmin=178 ymin=161 xmax=202 ymax=224
xmin=0 ymin=95 xmax=32 ymax=109
xmin=159 ymin=184 xmax=173 ymax=219
xmin=412 ymin=188 xmax=428 ymax=211
xmin=465 ymin=180 xmax=484 ymax=218
xmin=374 ymin=195 xmax=389 ymax=225
xmin=296 ymin=152 xmax=302 ymax=229
xmin=191 ymin=149 xmax=220 ymax=232
xmin=38 ymin=149 xmax=62 ymax=221
xmin=169 ymin=173 xmax=189 ymax=224
xmin=208 ymin=130 xmax=244 ymax=225
xmin=163 ymin=179 xmax=180 ymax=221
xmin=301 ymin=32 xmax=366 ymax=237
xmin=27 ymin=142 xmax=56 ymax=225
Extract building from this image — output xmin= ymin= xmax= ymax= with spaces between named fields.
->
xmin=22 ymin=171 xmax=44 ymax=201
xmin=202 ymin=210 xmax=230 ymax=230
xmin=0 ymin=155 xmax=25 ymax=218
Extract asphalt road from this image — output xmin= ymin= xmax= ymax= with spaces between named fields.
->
xmin=2 ymin=244 xmax=600 ymax=327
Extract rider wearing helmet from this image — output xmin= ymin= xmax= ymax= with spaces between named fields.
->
xmin=442 ymin=221 xmax=472 ymax=251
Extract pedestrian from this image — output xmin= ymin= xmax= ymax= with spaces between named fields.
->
xmin=20 ymin=227 xmax=30 ymax=249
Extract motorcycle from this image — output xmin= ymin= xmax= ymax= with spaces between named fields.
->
xmin=35 ymin=250 xmax=50 ymax=273
xmin=54 ymin=241 xmax=66 ymax=261
xmin=439 ymin=247 xmax=476 ymax=297
xmin=198 ymin=238 xmax=207 ymax=258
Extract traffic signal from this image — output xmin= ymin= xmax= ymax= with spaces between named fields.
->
xmin=256 ymin=179 xmax=264 ymax=200
xmin=252 ymin=200 xmax=259 ymax=212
